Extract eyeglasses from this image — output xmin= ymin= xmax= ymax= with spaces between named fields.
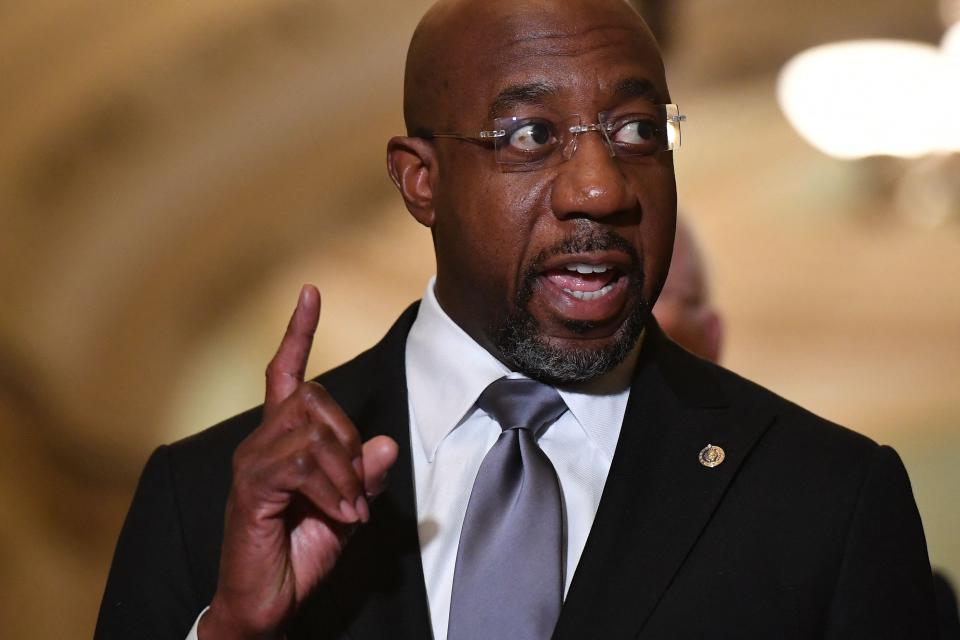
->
xmin=423 ymin=104 xmax=685 ymax=172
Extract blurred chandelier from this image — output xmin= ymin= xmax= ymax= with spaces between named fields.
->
xmin=777 ymin=8 xmax=960 ymax=227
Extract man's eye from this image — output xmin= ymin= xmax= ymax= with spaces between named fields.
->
xmin=612 ymin=119 xmax=658 ymax=145
xmin=507 ymin=121 xmax=554 ymax=151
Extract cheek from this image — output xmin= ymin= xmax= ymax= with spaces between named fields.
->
xmin=433 ymin=155 xmax=493 ymax=250
xmin=434 ymin=169 xmax=535 ymax=301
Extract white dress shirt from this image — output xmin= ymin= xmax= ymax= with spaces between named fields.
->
xmin=408 ymin=278 xmax=636 ymax=640
xmin=187 ymin=277 xmax=637 ymax=640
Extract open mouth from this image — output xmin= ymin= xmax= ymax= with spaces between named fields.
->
xmin=541 ymin=262 xmax=624 ymax=301
xmin=530 ymin=252 xmax=634 ymax=327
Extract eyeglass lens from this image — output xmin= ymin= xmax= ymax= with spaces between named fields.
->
xmin=491 ymin=104 xmax=681 ymax=172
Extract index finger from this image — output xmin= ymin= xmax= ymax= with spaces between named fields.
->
xmin=265 ymin=284 xmax=321 ymax=411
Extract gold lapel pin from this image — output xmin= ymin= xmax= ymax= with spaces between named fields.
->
xmin=698 ymin=444 xmax=725 ymax=468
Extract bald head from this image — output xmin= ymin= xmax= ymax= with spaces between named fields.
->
xmin=387 ymin=0 xmax=678 ymax=383
xmin=653 ymin=216 xmax=724 ymax=363
xmin=403 ymin=0 xmax=663 ymax=136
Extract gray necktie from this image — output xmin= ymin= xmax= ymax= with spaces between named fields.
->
xmin=447 ymin=377 xmax=568 ymax=640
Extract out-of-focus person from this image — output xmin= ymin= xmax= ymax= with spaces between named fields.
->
xmin=653 ymin=215 xmax=722 ymax=363
xmin=935 ymin=573 xmax=960 ymax=639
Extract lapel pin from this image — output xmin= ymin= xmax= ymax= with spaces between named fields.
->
xmin=698 ymin=444 xmax=725 ymax=468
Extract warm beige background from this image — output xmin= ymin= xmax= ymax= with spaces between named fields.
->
xmin=1 ymin=1 xmax=957 ymax=637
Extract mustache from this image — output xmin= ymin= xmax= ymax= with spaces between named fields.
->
xmin=524 ymin=227 xmax=641 ymax=278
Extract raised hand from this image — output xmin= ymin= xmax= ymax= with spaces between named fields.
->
xmin=200 ymin=285 xmax=399 ymax=640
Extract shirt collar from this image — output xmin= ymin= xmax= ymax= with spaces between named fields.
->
xmin=406 ymin=278 xmax=510 ymax=462
xmin=555 ymin=339 xmax=640 ymax=460
xmin=405 ymin=276 xmax=640 ymax=462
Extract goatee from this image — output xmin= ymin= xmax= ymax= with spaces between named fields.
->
xmin=491 ymin=227 xmax=648 ymax=385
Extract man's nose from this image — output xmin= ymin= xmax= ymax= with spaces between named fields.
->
xmin=550 ymin=132 xmax=636 ymax=220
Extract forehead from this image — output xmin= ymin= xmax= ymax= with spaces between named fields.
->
xmin=448 ymin=7 xmax=667 ymax=122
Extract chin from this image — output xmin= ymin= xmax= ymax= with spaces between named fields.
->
xmin=491 ymin=299 xmax=649 ymax=385
xmin=488 ymin=225 xmax=654 ymax=383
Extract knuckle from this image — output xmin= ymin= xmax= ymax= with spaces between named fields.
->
xmin=290 ymin=450 xmax=313 ymax=475
xmin=264 ymin=358 xmax=281 ymax=379
xmin=300 ymin=382 xmax=330 ymax=405
xmin=303 ymin=423 xmax=325 ymax=443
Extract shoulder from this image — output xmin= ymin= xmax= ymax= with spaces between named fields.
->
xmin=645 ymin=335 xmax=937 ymax=636
xmin=654 ymin=336 xmax=924 ymax=550
xmin=654 ymin=331 xmax=884 ymax=482
xmin=717 ymin=360 xmax=878 ymax=458
xmin=725 ymin=364 xmax=883 ymax=475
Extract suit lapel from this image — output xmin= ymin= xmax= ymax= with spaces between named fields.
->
xmin=555 ymin=325 xmax=777 ymax=638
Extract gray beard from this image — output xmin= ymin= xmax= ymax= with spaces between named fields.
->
xmin=491 ymin=229 xmax=648 ymax=385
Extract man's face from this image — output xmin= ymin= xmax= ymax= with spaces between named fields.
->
xmin=422 ymin=1 xmax=676 ymax=383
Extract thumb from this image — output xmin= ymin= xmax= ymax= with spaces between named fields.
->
xmin=361 ymin=435 xmax=399 ymax=499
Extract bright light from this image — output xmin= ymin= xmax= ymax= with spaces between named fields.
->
xmin=943 ymin=20 xmax=960 ymax=61
xmin=778 ymin=38 xmax=960 ymax=159
xmin=942 ymin=22 xmax=960 ymax=151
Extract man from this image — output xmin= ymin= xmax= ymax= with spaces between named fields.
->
xmin=96 ymin=0 xmax=939 ymax=638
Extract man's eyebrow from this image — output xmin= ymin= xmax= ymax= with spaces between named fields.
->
xmin=612 ymin=77 xmax=660 ymax=103
xmin=488 ymin=82 xmax=561 ymax=120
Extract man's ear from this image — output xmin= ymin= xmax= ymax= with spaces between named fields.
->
xmin=386 ymin=136 xmax=437 ymax=228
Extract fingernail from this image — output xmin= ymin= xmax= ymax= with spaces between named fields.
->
xmin=352 ymin=457 xmax=363 ymax=478
xmin=339 ymin=498 xmax=359 ymax=522
xmin=355 ymin=496 xmax=370 ymax=523
xmin=299 ymin=285 xmax=309 ymax=305
xmin=366 ymin=472 xmax=389 ymax=498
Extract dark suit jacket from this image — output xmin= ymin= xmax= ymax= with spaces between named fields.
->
xmin=96 ymin=305 xmax=938 ymax=639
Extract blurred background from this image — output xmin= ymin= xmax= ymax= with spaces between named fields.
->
xmin=1 ymin=0 xmax=958 ymax=636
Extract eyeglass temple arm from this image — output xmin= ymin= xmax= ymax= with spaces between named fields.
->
xmin=427 ymin=129 xmax=506 ymax=141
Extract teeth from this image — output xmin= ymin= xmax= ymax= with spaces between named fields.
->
xmin=562 ymin=283 xmax=615 ymax=301
xmin=564 ymin=263 xmax=611 ymax=274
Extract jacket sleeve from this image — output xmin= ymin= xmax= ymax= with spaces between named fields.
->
xmin=825 ymin=445 xmax=939 ymax=639
xmin=95 ymin=446 xmax=205 ymax=640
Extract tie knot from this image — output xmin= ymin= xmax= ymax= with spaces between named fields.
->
xmin=476 ymin=377 xmax=567 ymax=435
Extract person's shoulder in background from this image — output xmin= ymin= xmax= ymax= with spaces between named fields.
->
xmin=934 ymin=572 xmax=960 ymax=639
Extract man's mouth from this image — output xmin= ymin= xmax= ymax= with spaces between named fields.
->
xmin=541 ymin=263 xmax=622 ymax=301
xmin=529 ymin=252 xmax=635 ymax=328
